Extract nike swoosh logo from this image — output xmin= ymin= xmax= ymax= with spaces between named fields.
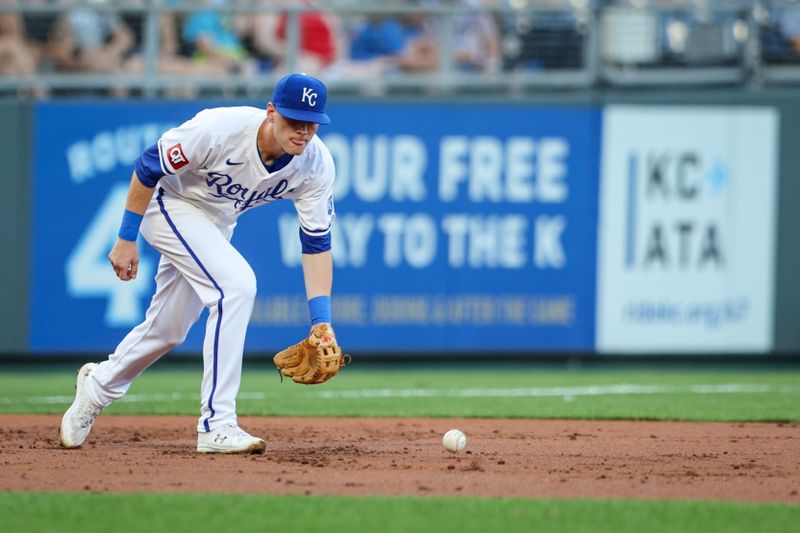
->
xmin=226 ymin=158 xmax=244 ymax=165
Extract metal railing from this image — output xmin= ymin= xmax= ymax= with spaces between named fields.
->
xmin=0 ymin=1 xmax=799 ymax=98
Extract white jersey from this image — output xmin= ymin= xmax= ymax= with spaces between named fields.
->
xmin=79 ymin=75 xmax=337 ymax=444
xmin=155 ymin=106 xmax=335 ymax=236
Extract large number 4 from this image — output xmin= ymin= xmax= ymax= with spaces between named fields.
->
xmin=66 ymin=183 xmax=154 ymax=327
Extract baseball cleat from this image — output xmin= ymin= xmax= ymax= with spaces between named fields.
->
xmin=197 ymin=424 xmax=266 ymax=454
xmin=59 ymin=363 xmax=103 ymax=449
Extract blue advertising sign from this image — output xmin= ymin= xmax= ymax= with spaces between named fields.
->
xmin=31 ymin=101 xmax=600 ymax=353
xmin=31 ymin=102 xmax=197 ymax=351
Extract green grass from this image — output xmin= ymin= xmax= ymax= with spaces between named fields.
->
xmin=2 ymin=365 xmax=798 ymax=531
xmin=0 ymin=492 xmax=797 ymax=533
xmin=0 ymin=366 xmax=798 ymax=422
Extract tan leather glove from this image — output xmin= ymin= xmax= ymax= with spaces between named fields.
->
xmin=273 ymin=323 xmax=349 ymax=384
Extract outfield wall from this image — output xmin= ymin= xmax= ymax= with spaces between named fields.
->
xmin=3 ymin=90 xmax=799 ymax=356
xmin=0 ymin=102 xmax=30 ymax=353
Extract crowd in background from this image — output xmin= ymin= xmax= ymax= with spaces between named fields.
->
xmin=1 ymin=0 xmax=506 ymax=94
xmin=2 ymin=0 xmax=800 ymax=97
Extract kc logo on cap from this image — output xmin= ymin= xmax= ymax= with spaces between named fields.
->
xmin=272 ymin=73 xmax=331 ymax=125
xmin=301 ymin=87 xmax=318 ymax=107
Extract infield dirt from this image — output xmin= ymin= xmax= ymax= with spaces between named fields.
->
xmin=1 ymin=415 xmax=798 ymax=502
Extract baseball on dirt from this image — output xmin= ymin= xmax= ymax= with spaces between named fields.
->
xmin=442 ymin=429 xmax=467 ymax=453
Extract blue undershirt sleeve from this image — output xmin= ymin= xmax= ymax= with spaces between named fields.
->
xmin=299 ymin=228 xmax=332 ymax=254
xmin=134 ymin=143 xmax=166 ymax=188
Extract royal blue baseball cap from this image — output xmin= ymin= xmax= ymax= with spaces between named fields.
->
xmin=271 ymin=73 xmax=331 ymax=125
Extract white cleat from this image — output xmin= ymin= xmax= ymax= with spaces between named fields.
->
xmin=59 ymin=363 xmax=103 ymax=449
xmin=197 ymin=424 xmax=266 ymax=454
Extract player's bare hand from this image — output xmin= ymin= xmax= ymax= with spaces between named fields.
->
xmin=108 ymin=238 xmax=139 ymax=281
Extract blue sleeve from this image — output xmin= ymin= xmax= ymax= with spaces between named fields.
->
xmin=299 ymin=227 xmax=331 ymax=254
xmin=350 ymin=19 xmax=405 ymax=60
xmin=134 ymin=143 xmax=165 ymax=188
xmin=381 ymin=20 xmax=406 ymax=54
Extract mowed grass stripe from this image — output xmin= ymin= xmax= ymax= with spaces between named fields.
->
xmin=0 ymin=368 xmax=798 ymax=421
xmin=1 ymin=492 xmax=797 ymax=533
xmin=2 ymin=383 xmax=797 ymax=404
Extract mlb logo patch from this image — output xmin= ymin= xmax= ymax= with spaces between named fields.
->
xmin=166 ymin=143 xmax=189 ymax=170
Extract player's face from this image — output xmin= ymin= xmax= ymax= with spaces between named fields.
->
xmin=272 ymin=110 xmax=319 ymax=156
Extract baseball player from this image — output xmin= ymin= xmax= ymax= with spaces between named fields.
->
xmin=60 ymin=73 xmax=346 ymax=453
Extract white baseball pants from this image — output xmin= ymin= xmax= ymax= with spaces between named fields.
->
xmin=87 ymin=189 xmax=257 ymax=432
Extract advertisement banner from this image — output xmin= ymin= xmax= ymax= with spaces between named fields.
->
xmin=31 ymin=102 xmax=600 ymax=352
xmin=31 ymin=102 xmax=195 ymax=351
xmin=596 ymin=106 xmax=778 ymax=353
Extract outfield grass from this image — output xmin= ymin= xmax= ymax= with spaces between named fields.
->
xmin=0 ymin=492 xmax=797 ymax=533
xmin=0 ymin=366 xmax=798 ymax=422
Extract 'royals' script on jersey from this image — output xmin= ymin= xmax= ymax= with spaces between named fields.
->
xmin=156 ymin=106 xmax=335 ymax=235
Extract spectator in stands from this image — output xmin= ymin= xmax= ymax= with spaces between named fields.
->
xmin=778 ymin=5 xmax=800 ymax=54
xmin=753 ymin=2 xmax=800 ymax=63
xmin=235 ymin=0 xmax=342 ymax=76
xmin=321 ymin=13 xmax=406 ymax=82
xmin=334 ymin=0 xmax=501 ymax=78
xmin=17 ymin=0 xmax=58 ymax=74
xmin=448 ymin=0 xmax=502 ymax=73
xmin=48 ymin=0 xmax=135 ymax=78
xmin=123 ymin=0 xmax=231 ymax=97
xmin=396 ymin=8 xmax=439 ymax=73
xmin=0 ymin=0 xmax=40 ymax=88
xmin=326 ymin=8 xmax=439 ymax=80
xmin=348 ymin=15 xmax=406 ymax=63
xmin=181 ymin=0 xmax=252 ymax=74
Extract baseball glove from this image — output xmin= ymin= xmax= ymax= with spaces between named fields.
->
xmin=273 ymin=323 xmax=349 ymax=384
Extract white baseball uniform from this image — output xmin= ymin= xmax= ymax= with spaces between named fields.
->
xmin=85 ymin=106 xmax=336 ymax=432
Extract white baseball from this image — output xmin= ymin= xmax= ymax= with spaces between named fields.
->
xmin=442 ymin=429 xmax=467 ymax=453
